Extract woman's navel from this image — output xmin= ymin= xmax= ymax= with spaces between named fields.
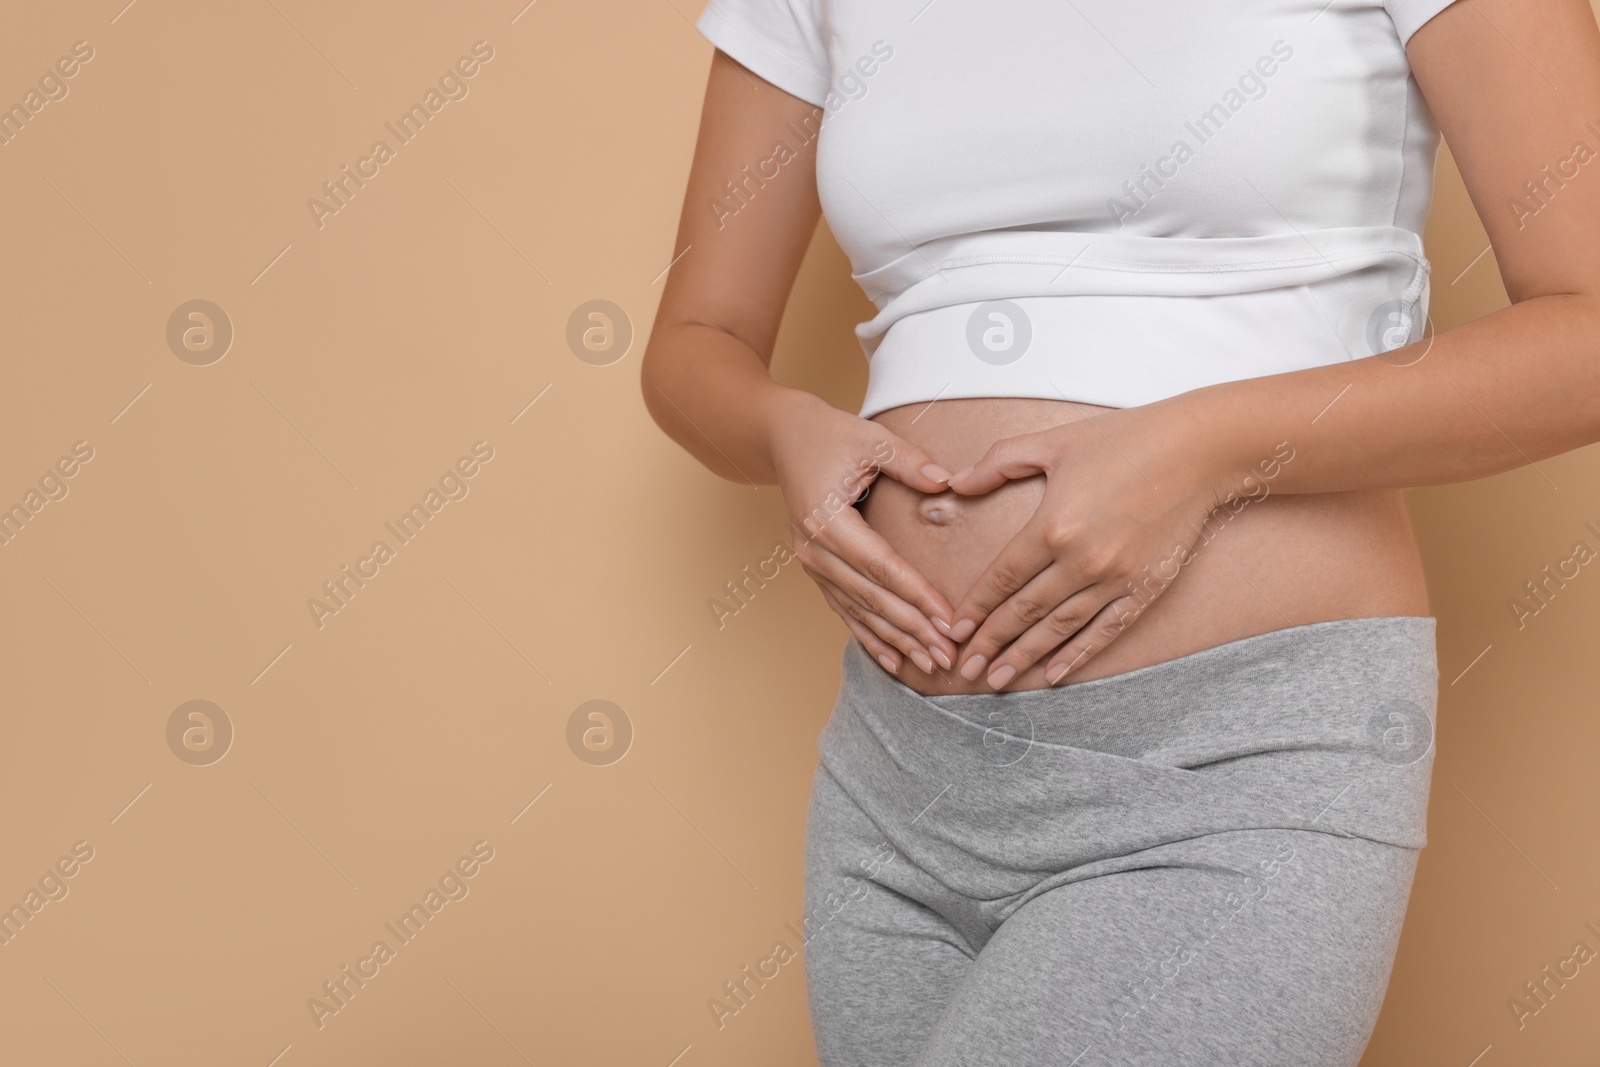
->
xmin=915 ymin=492 xmax=964 ymax=528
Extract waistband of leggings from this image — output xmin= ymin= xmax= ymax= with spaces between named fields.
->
xmin=833 ymin=616 xmax=1438 ymax=808
xmin=824 ymin=616 xmax=1439 ymax=854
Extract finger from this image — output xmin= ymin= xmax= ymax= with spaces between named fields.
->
xmin=862 ymin=430 xmax=954 ymax=494
xmin=817 ymin=581 xmax=902 ymax=675
xmin=1043 ymin=593 xmax=1148 ymax=684
xmin=977 ymin=586 xmax=1107 ymax=690
xmin=804 ymin=542 xmax=953 ymax=672
xmin=944 ymin=432 xmax=1054 ymax=495
xmin=954 ymin=560 xmax=1081 ymax=684
xmin=947 ymin=515 xmax=1063 ymax=644
xmin=813 ymin=571 xmax=938 ymax=674
xmin=806 ymin=507 xmax=959 ymax=647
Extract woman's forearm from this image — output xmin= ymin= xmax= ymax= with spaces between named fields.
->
xmin=643 ymin=317 xmax=964 ymax=666
xmin=641 ymin=321 xmax=820 ymax=487
xmin=1177 ymin=293 xmax=1600 ymax=497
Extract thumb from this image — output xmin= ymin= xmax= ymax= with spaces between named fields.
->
xmin=945 ymin=433 xmax=1052 ymax=494
xmin=862 ymin=432 xmax=953 ymax=494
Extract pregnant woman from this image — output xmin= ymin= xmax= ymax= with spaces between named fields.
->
xmin=644 ymin=1 xmax=1600 ymax=1063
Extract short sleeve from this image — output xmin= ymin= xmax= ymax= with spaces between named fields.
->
xmin=696 ymin=0 xmax=831 ymax=107
xmin=1384 ymin=0 xmax=1463 ymax=45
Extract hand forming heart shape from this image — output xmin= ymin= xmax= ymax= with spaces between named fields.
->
xmin=770 ymin=389 xmax=1263 ymax=689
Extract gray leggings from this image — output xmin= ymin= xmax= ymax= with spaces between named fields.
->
xmin=802 ymin=616 xmax=1438 ymax=1067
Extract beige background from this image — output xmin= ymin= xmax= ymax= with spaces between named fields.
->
xmin=1 ymin=1 xmax=1597 ymax=1064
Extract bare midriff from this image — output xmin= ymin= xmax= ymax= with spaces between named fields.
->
xmin=858 ymin=396 xmax=1432 ymax=695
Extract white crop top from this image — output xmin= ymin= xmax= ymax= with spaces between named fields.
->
xmin=695 ymin=0 xmax=1461 ymax=419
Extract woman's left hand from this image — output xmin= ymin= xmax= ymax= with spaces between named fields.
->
xmin=942 ymin=402 xmax=1229 ymax=689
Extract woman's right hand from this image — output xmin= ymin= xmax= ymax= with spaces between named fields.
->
xmin=766 ymin=390 xmax=960 ymax=676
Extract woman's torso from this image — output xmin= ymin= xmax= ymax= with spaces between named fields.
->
xmin=860 ymin=396 xmax=1430 ymax=695
xmin=761 ymin=0 xmax=1438 ymax=689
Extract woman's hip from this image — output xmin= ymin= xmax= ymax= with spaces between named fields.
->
xmin=812 ymin=615 xmax=1440 ymax=912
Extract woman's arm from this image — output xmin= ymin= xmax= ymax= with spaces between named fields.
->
xmin=642 ymin=50 xmax=961 ymax=675
xmin=642 ymin=51 xmax=825 ymax=486
xmin=940 ymin=0 xmax=1600 ymax=687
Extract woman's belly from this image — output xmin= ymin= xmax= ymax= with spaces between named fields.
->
xmin=859 ymin=396 xmax=1431 ymax=695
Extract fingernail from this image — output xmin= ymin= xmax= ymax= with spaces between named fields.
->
xmin=931 ymin=646 xmax=953 ymax=670
xmin=949 ymin=465 xmax=974 ymax=485
xmin=910 ymin=649 xmax=935 ymax=673
xmin=877 ymin=653 xmax=898 ymax=674
xmin=1047 ymin=662 xmax=1071 ymax=685
xmin=932 ymin=617 xmax=953 ymax=635
xmin=949 ymin=619 xmax=977 ymax=643
xmin=987 ymin=664 xmax=1016 ymax=690
xmin=959 ymin=654 xmax=987 ymax=682
xmin=921 ymin=463 xmax=951 ymax=483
